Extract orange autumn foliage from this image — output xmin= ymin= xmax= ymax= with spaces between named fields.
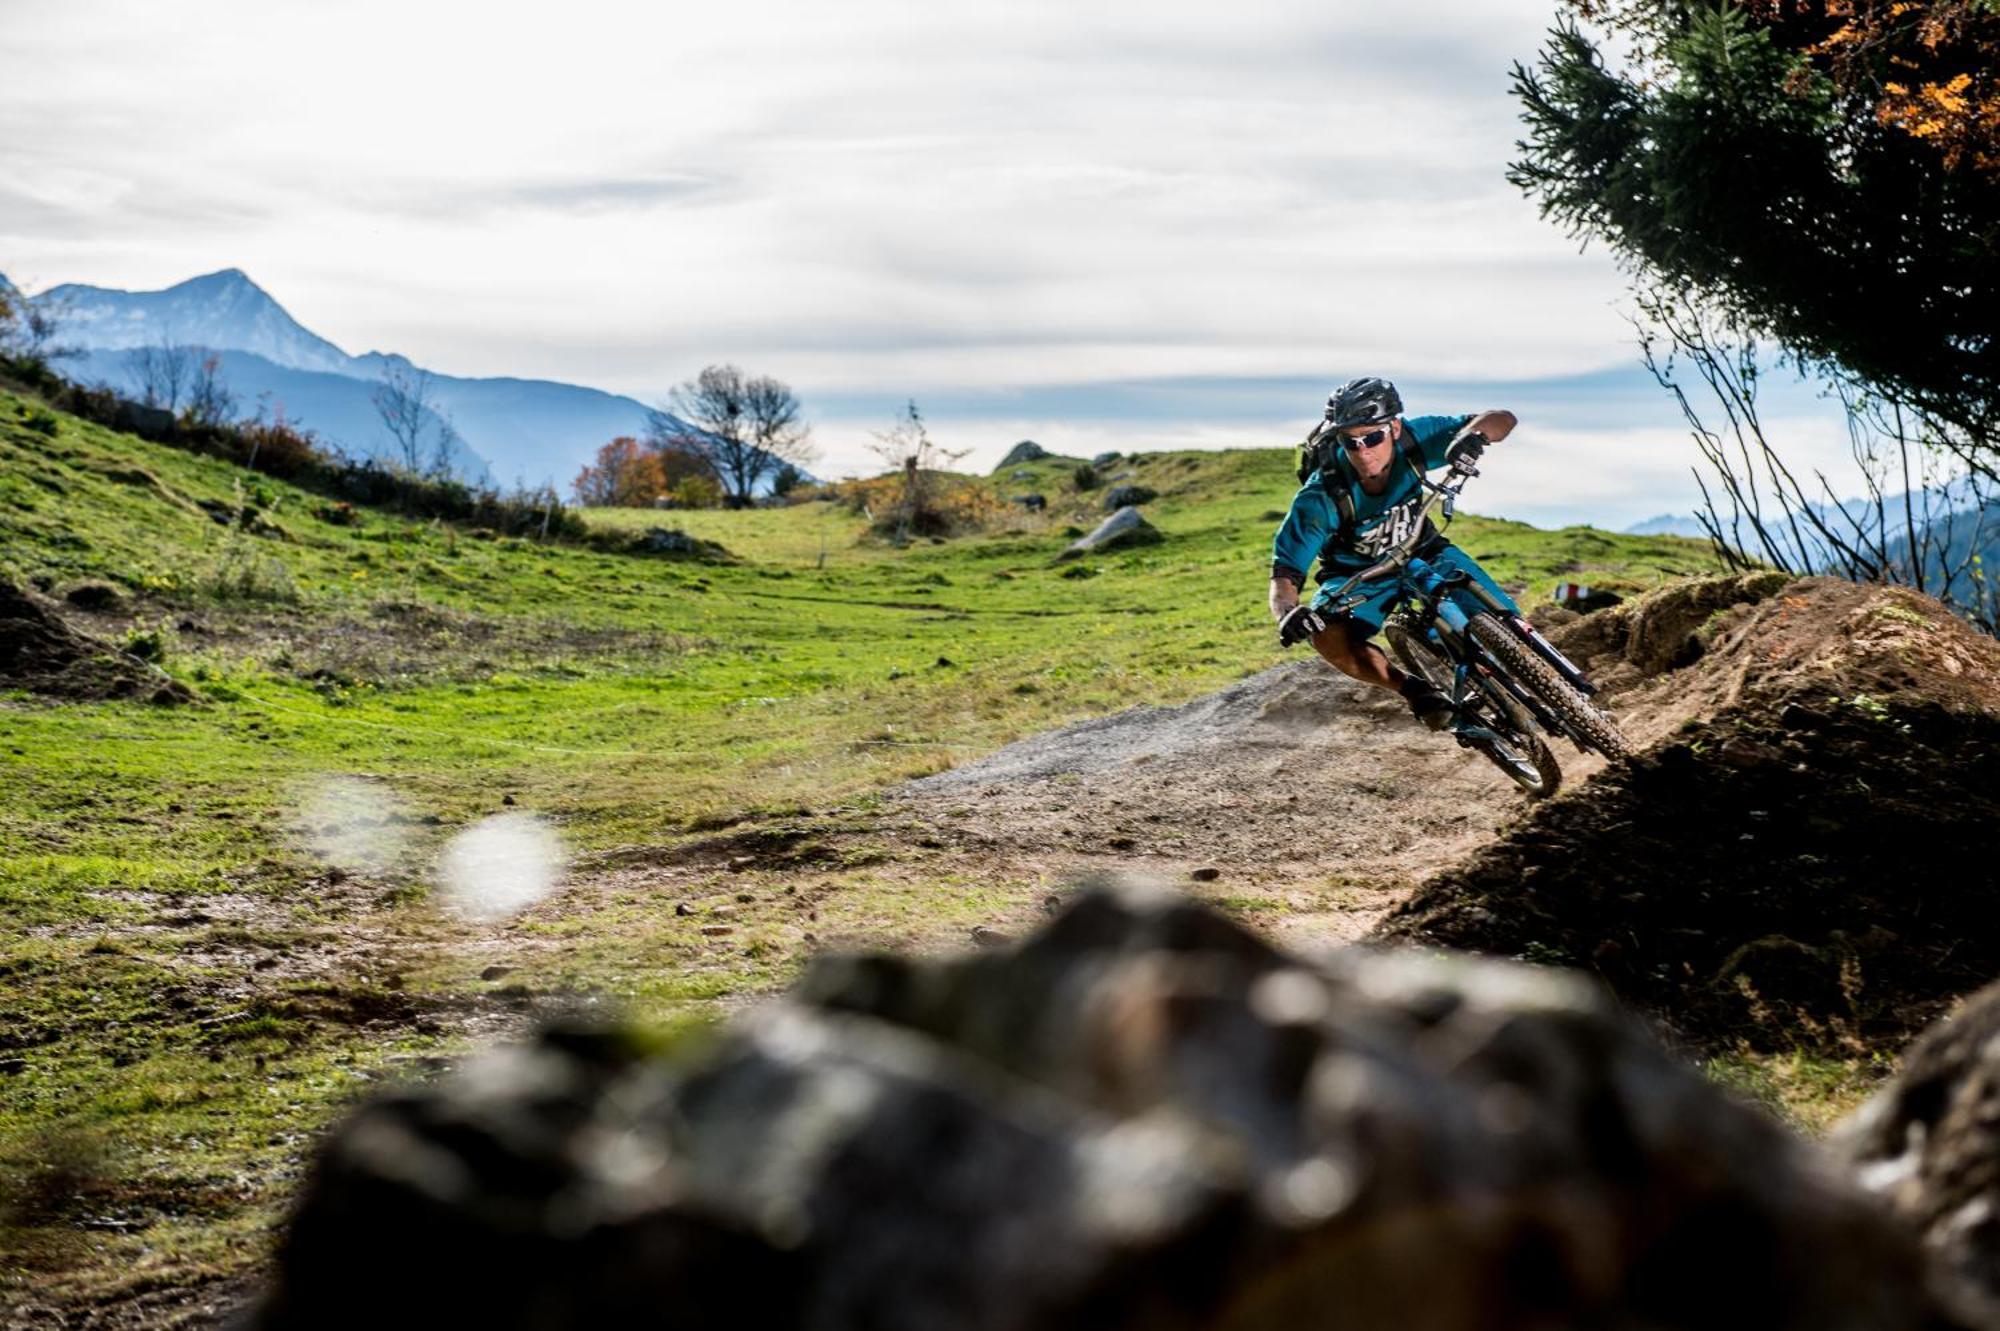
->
xmin=1757 ymin=0 xmax=2000 ymax=172
xmin=572 ymin=437 xmax=665 ymax=507
xmin=1566 ymin=0 xmax=2000 ymax=173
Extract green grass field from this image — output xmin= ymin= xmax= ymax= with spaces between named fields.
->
xmin=0 ymin=386 xmax=1738 ymax=1315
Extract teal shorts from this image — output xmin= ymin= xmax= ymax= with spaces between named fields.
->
xmin=1309 ymin=543 xmax=1518 ymax=636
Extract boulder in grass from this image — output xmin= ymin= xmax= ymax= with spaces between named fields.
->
xmin=1091 ymin=450 xmax=1121 ymax=467
xmin=630 ymin=527 xmax=729 ymax=560
xmin=995 ymin=440 xmax=1048 ymax=470
xmin=1010 ymin=493 xmax=1047 ymax=512
xmin=1101 ymin=484 xmax=1157 ymax=510
xmin=1057 ymin=505 xmax=1161 ymax=560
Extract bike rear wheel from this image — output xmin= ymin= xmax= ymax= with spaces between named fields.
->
xmin=1465 ymin=613 xmax=1633 ymax=761
xmin=1385 ymin=618 xmax=1563 ymax=799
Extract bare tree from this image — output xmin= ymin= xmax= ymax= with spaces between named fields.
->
xmin=127 ymin=343 xmax=199 ymax=412
xmin=371 ymin=361 xmax=458 ymax=478
xmin=186 ymin=352 xmax=239 ymax=428
xmin=1639 ymin=286 xmax=1999 ymax=634
xmin=652 ymin=364 xmax=814 ymax=508
xmin=867 ymin=399 xmax=969 ymax=543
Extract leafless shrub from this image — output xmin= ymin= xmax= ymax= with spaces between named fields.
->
xmin=1640 ymin=286 xmax=1999 ymax=633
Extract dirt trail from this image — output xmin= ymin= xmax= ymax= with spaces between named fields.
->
xmin=881 ymin=660 xmax=1570 ymax=950
xmin=563 ymin=659 xmax=1575 ymax=977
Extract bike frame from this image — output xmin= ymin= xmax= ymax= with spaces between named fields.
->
xmin=1317 ymin=466 xmax=1591 ymax=748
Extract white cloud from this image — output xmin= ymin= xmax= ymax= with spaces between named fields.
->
xmin=1 ymin=0 xmax=1727 ymax=520
xmin=2 ymin=0 xmax=1620 ymax=367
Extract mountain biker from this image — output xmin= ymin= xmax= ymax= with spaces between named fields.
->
xmin=1269 ymin=377 xmax=1519 ymax=730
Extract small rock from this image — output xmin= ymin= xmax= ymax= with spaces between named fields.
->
xmin=675 ymin=902 xmax=694 ymax=917
xmin=1057 ymin=507 xmax=1162 ymax=561
xmin=1779 ymin=703 xmax=1823 ymax=731
xmin=480 ymin=965 xmax=515 ymax=982
xmin=501 ymin=794 xmax=517 ymax=806
xmin=384 ymin=975 xmax=406 ymax=991
xmin=970 ymin=926 xmax=1010 ymax=948
xmin=735 ymin=892 xmax=755 ymax=904
xmin=1189 ymin=867 xmax=1221 ymax=882
xmin=1101 ymin=484 xmax=1157 ymax=511
xmin=727 ymin=855 xmax=756 ymax=872
xmin=700 ymin=924 xmax=735 ymax=937
xmin=1716 ymin=737 xmax=1779 ymax=768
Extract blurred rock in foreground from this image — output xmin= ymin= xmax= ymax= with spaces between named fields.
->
xmin=1837 ymin=975 xmax=2000 ymax=1326
xmin=250 ymin=887 xmax=1955 ymax=1331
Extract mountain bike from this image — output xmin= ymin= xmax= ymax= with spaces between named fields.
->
xmin=1317 ymin=463 xmax=1632 ymax=799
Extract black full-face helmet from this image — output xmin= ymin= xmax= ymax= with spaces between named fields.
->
xmin=1325 ymin=377 xmax=1403 ymax=429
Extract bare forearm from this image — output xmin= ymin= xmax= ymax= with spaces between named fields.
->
xmin=1270 ymin=576 xmax=1301 ymax=622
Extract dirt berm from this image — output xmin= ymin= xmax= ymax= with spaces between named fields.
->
xmin=0 ymin=578 xmax=193 ymax=705
xmin=1382 ymin=574 xmax=2000 ymax=1052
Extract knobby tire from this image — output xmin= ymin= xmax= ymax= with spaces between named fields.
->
xmin=1465 ymin=613 xmax=1634 ymax=762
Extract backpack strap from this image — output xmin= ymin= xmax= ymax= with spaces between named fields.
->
xmin=1397 ymin=428 xmax=1425 ymax=474
xmin=1321 ymin=467 xmax=1357 ymax=530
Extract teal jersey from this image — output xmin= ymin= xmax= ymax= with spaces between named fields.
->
xmin=1270 ymin=413 xmax=1472 ymax=583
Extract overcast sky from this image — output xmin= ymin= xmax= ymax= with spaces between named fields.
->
xmin=0 ymin=0 xmax=1853 ymax=522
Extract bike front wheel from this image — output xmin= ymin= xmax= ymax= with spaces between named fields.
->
xmin=1466 ymin=612 xmax=1633 ymax=762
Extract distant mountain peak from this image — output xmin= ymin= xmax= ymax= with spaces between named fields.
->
xmin=43 ymin=266 xmax=686 ymax=491
xmin=178 ymin=266 xmax=257 ymax=290
xmin=39 ymin=267 xmax=354 ymax=376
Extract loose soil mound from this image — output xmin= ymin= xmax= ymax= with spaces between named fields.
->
xmin=1383 ymin=575 xmax=2000 ymax=1052
xmin=0 ymin=580 xmax=194 ymax=704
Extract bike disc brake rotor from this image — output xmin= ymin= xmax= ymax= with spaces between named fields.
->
xmin=1476 ymin=730 xmax=1549 ymax=792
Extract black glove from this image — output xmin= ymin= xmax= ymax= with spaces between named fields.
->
xmin=1277 ymin=603 xmax=1329 ymax=648
xmin=1445 ymin=430 xmax=1487 ymax=472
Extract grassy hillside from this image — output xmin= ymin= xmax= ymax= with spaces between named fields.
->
xmin=0 ymin=388 xmax=1727 ymax=1314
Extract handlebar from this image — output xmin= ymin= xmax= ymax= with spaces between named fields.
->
xmin=1319 ymin=464 xmax=1476 ymax=607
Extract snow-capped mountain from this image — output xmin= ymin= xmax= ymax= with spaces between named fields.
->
xmin=39 ymin=269 xmax=356 ymax=375
xmin=14 ymin=268 xmax=667 ymax=488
